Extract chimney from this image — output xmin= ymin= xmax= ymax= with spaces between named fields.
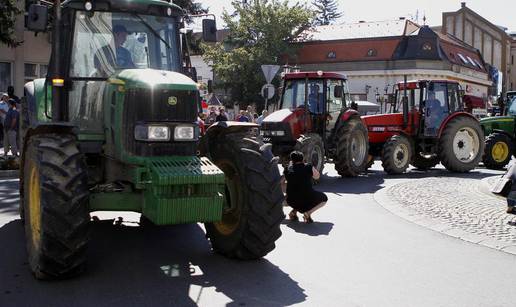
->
xmin=461 ymin=2 xmax=466 ymax=8
xmin=399 ymin=17 xmax=406 ymax=20
xmin=358 ymin=21 xmax=366 ymax=23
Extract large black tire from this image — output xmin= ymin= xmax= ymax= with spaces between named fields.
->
xmin=381 ymin=134 xmax=412 ymax=174
xmin=439 ymin=116 xmax=484 ymax=172
xmin=482 ymin=133 xmax=513 ymax=170
xmin=334 ymin=119 xmax=369 ymax=177
xmin=22 ymin=134 xmax=90 ymax=279
xmin=296 ymin=133 xmax=324 ymax=175
xmin=411 ymin=152 xmax=439 ymax=170
xmin=205 ymin=132 xmax=284 ymax=259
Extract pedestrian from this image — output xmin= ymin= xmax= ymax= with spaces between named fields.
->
xmin=256 ymin=110 xmax=268 ymax=125
xmin=7 ymin=86 xmax=20 ymax=105
xmin=197 ymin=112 xmax=206 ymax=135
xmin=0 ymin=93 xmax=9 ymax=145
xmin=284 ymin=151 xmax=327 ymax=223
xmin=4 ymin=99 xmax=19 ymax=157
xmin=207 ymin=107 xmax=217 ymax=124
xmin=237 ymin=110 xmax=249 ymax=122
xmin=216 ymin=107 xmax=228 ymax=122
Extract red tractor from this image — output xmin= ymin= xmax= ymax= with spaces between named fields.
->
xmin=260 ymin=71 xmax=369 ymax=177
xmin=362 ymin=79 xmax=484 ymax=174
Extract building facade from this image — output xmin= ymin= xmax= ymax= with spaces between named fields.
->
xmin=510 ymin=33 xmax=516 ymax=91
xmin=441 ymin=2 xmax=512 ymax=94
xmin=288 ymin=20 xmax=490 ymax=104
xmin=0 ymin=1 xmax=51 ymax=97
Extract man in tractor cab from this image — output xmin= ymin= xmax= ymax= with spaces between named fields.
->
xmin=94 ymin=24 xmax=135 ymax=75
xmin=307 ymin=84 xmax=323 ymax=114
xmin=424 ymin=89 xmax=446 ymax=134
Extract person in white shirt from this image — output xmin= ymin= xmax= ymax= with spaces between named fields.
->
xmin=256 ymin=110 xmax=268 ymax=125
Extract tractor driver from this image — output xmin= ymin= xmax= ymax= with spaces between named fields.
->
xmin=425 ymin=90 xmax=445 ymax=131
xmin=94 ymin=24 xmax=136 ymax=76
xmin=307 ymin=84 xmax=322 ymax=114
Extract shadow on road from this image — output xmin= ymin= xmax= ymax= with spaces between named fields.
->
xmin=0 ymin=179 xmax=19 ymax=216
xmin=0 ymin=220 xmax=307 ymax=307
xmin=283 ymin=221 xmax=334 ymax=236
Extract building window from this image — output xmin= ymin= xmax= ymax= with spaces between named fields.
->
xmin=422 ymin=42 xmax=432 ymax=51
xmin=366 ymin=49 xmax=377 ymax=57
xmin=25 ymin=63 xmax=48 ymax=83
xmin=457 ymin=53 xmax=469 ymax=65
xmin=327 ymin=51 xmax=337 ymax=59
xmin=512 ymin=55 xmax=514 ymax=65
xmin=0 ymin=62 xmax=12 ymax=92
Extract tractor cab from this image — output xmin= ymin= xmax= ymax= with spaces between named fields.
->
xmin=263 ymin=71 xmax=350 ymax=145
xmin=261 ymin=71 xmax=370 ymax=177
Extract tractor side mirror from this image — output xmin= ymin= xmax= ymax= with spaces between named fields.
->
xmin=202 ymin=19 xmax=217 ymax=42
xmin=27 ymin=4 xmax=49 ymax=32
xmin=207 ymin=80 xmax=213 ymax=93
xmin=334 ymin=85 xmax=343 ymax=98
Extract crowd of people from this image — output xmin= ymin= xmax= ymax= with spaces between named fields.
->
xmin=197 ymin=104 xmax=270 ymax=135
xmin=0 ymin=86 xmax=20 ymax=158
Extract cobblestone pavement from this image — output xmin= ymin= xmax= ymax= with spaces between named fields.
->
xmin=375 ymin=175 xmax=516 ymax=254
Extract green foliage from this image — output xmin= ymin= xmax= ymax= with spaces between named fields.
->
xmin=202 ymin=0 xmax=313 ymax=108
xmin=312 ymin=0 xmax=342 ymax=26
xmin=175 ymin=0 xmax=208 ymax=23
xmin=0 ymin=0 xmax=22 ymax=47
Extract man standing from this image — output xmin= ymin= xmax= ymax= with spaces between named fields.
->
xmin=256 ymin=110 xmax=268 ymax=125
xmin=4 ymin=99 xmax=19 ymax=157
xmin=0 ymin=94 xmax=9 ymax=146
xmin=7 ymin=86 xmax=20 ymax=105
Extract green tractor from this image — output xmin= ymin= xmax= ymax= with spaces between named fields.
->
xmin=481 ymin=91 xmax=516 ymax=169
xmin=21 ymin=0 xmax=284 ymax=279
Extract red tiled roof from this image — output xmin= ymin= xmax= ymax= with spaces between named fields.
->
xmin=294 ymin=38 xmax=402 ymax=64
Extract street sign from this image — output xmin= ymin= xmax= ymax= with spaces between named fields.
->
xmin=261 ymin=65 xmax=280 ymax=84
xmin=261 ymin=84 xmax=275 ymax=99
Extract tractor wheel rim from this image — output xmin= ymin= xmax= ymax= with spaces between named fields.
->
xmin=351 ymin=130 xmax=367 ymax=167
xmin=312 ymin=144 xmax=323 ymax=171
xmin=214 ymin=160 xmax=241 ymax=236
xmin=29 ymin=165 xmax=42 ymax=251
xmin=492 ymin=141 xmax=509 ymax=163
xmin=452 ymin=127 xmax=480 ymax=163
xmin=393 ymin=143 xmax=409 ymax=168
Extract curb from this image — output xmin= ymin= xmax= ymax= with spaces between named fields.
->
xmin=373 ymin=177 xmax=516 ymax=256
xmin=0 ymin=170 xmax=19 ymax=179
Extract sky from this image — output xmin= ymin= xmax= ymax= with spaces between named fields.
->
xmin=197 ymin=0 xmax=516 ymax=33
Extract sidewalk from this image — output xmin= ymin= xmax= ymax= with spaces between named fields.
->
xmin=374 ymin=174 xmax=516 ymax=255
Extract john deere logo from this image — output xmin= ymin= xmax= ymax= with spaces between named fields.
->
xmin=168 ymin=96 xmax=178 ymax=106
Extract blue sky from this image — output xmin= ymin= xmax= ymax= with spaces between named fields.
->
xmin=198 ymin=0 xmax=516 ymax=32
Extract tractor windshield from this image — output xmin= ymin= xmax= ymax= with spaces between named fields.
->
xmin=70 ymin=11 xmax=181 ymax=78
xmin=282 ymin=79 xmax=324 ymax=113
xmin=508 ymin=97 xmax=516 ymax=116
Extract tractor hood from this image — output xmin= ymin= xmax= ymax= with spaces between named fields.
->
xmin=110 ymin=69 xmax=198 ymax=91
xmin=480 ymin=115 xmax=514 ymax=136
xmin=480 ymin=116 xmax=513 ymax=125
xmin=263 ymin=109 xmax=293 ymax=123
xmin=362 ymin=113 xmax=404 ymax=127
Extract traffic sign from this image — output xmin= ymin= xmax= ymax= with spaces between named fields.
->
xmin=261 ymin=65 xmax=280 ymax=84
xmin=261 ymin=84 xmax=275 ymax=99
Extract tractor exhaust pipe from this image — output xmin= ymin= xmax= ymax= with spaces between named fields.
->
xmin=402 ymin=75 xmax=408 ymax=128
xmin=52 ymin=0 xmax=63 ymax=122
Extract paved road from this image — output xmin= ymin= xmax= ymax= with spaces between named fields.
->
xmin=1 ymin=163 xmax=516 ymax=307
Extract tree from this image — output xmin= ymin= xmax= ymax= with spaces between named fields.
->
xmin=312 ymin=0 xmax=342 ymax=26
xmin=0 ymin=0 xmax=22 ymax=47
xmin=202 ymin=0 xmax=313 ymax=108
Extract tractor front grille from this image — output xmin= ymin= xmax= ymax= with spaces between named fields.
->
xmin=122 ymin=88 xmax=199 ymax=156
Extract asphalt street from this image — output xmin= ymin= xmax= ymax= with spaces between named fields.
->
xmin=1 ymin=162 xmax=516 ymax=307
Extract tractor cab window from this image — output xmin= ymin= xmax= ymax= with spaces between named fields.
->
xmin=281 ymin=79 xmax=324 ymax=113
xmin=508 ymin=97 xmax=516 ymax=116
xmin=423 ymin=82 xmax=449 ymax=136
xmin=395 ymin=88 xmax=421 ymax=113
xmin=447 ymin=83 xmax=460 ymax=112
xmin=70 ymin=11 xmax=180 ymax=78
xmin=327 ymin=79 xmax=343 ymax=113
xmin=282 ymin=79 xmax=305 ymax=110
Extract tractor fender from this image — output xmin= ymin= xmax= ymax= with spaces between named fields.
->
xmin=490 ymin=129 xmax=515 ymax=141
xmin=437 ymin=112 xmax=478 ymax=138
xmin=198 ymin=121 xmax=259 ymax=157
xmin=339 ymin=109 xmax=360 ymax=123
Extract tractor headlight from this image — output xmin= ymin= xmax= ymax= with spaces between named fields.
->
xmin=271 ymin=130 xmax=285 ymax=136
xmin=134 ymin=125 xmax=170 ymax=141
xmin=174 ymin=126 xmax=195 ymax=141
